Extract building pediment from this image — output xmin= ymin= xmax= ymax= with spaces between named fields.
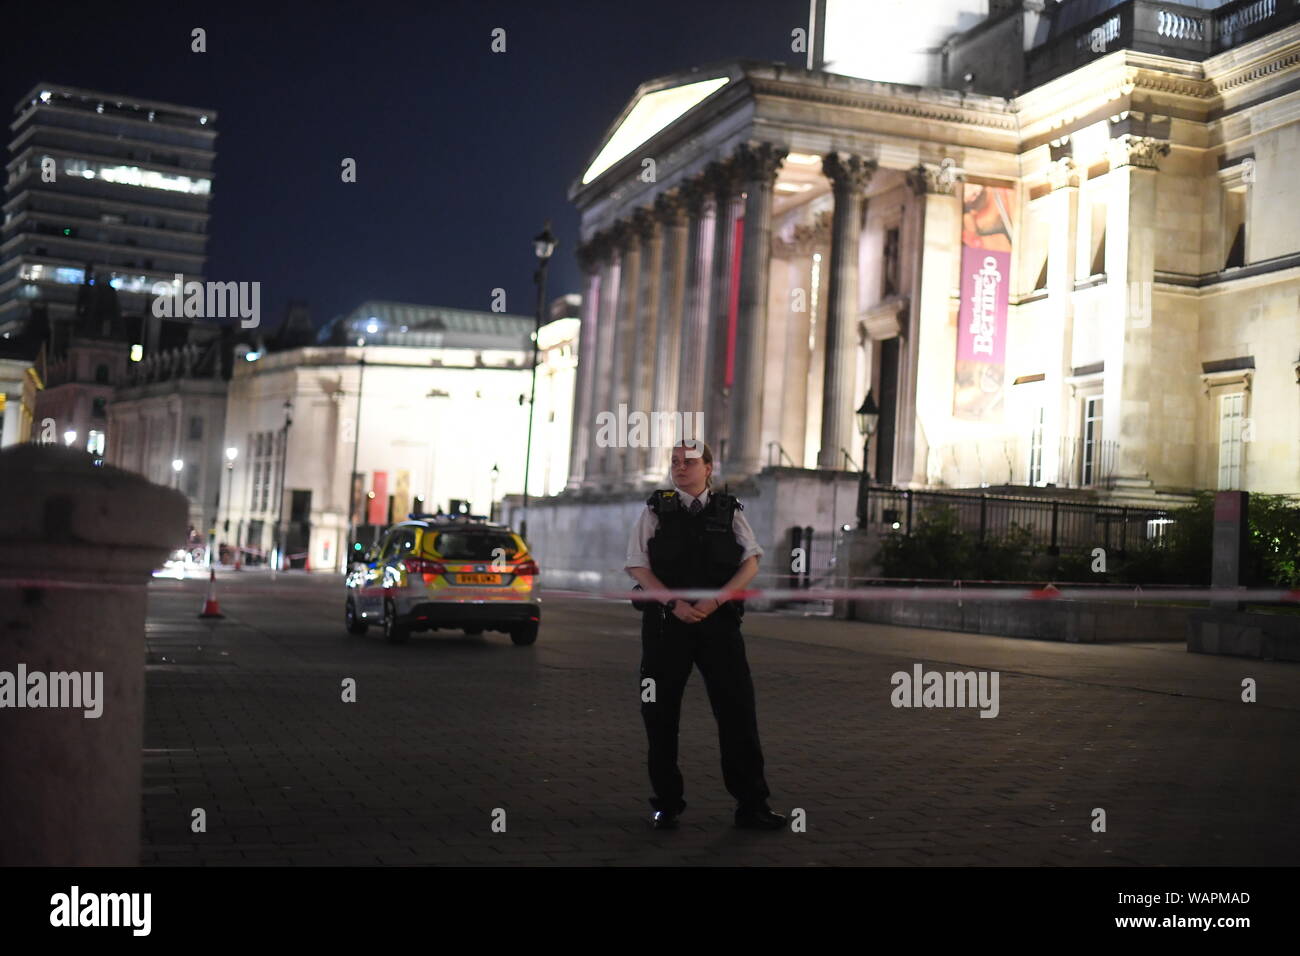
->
xmin=578 ymin=67 xmax=740 ymax=189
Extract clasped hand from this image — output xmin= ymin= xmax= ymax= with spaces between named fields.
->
xmin=670 ymin=597 xmax=721 ymax=623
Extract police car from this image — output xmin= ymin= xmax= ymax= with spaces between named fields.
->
xmin=344 ymin=513 xmax=540 ymax=645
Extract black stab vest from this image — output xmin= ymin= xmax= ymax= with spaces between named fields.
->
xmin=645 ymin=489 xmax=745 ymax=592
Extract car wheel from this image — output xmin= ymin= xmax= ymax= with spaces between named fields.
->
xmin=383 ymin=599 xmax=410 ymax=644
xmin=345 ymin=598 xmax=369 ymax=636
xmin=510 ymin=621 xmax=539 ymax=646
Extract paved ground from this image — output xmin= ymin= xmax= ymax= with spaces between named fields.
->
xmin=141 ymin=572 xmax=1300 ymax=866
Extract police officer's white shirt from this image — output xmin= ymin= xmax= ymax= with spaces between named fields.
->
xmin=624 ymin=487 xmax=763 ymax=572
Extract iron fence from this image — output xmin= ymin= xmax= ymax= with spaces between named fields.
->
xmin=864 ymin=486 xmax=1171 ymax=554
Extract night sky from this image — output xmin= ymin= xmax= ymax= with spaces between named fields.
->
xmin=5 ymin=0 xmax=807 ymax=328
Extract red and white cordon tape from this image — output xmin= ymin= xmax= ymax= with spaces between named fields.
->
xmin=1 ymin=577 xmax=1295 ymax=605
xmin=545 ymin=584 xmax=1300 ymax=605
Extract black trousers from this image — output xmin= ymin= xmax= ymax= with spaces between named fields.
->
xmin=639 ymin=606 xmax=771 ymax=814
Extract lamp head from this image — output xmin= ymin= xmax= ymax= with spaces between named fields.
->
xmin=856 ymin=391 xmax=880 ymax=438
xmin=533 ymin=221 xmax=556 ymax=262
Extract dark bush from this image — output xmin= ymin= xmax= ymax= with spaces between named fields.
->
xmin=873 ymin=493 xmax=1300 ymax=586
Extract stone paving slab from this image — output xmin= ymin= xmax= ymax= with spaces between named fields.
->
xmin=140 ymin=575 xmax=1300 ymax=866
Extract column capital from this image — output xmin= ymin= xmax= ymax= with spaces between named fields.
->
xmin=1047 ymin=156 xmax=1080 ymax=191
xmin=653 ymin=189 xmax=689 ymax=226
xmin=629 ymin=207 xmax=657 ymax=242
xmin=1108 ymin=135 xmax=1170 ymax=170
xmin=702 ymin=157 xmax=744 ymax=201
xmin=680 ymin=174 xmax=714 ymax=215
xmin=576 ymin=233 xmax=612 ymax=272
xmin=822 ymin=151 xmax=877 ymax=194
xmin=733 ymin=142 xmax=787 ymax=186
xmin=907 ymin=159 xmax=963 ymax=196
xmin=608 ymin=219 xmax=633 ymax=251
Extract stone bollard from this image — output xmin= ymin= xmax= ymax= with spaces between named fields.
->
xmin=0 ymin=444 xmax=187 ymax=865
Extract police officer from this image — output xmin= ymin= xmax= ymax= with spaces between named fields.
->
xmin=624 ymin=439 xmax=785 ymax=831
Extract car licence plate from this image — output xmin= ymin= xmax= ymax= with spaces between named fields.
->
xmin=458 ymin=573 xmax=502 ymax=585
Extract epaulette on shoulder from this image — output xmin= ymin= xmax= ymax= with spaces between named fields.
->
xmin=712 ymin=491 xmax=741 ymax=512
xmin=647 ymin=489 xmax=680 ymax=515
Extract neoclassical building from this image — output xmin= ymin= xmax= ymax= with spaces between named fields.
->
xmin=562 ymin=0 xmax=1300 ymax=513
xmin=222 ymin=300 xmax=579 ymax=571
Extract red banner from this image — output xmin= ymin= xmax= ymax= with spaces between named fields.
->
xmin=954 ymin=184 xmax=1015 ymax=422
xmin=369 ymin=471 xmax=387 ymax=525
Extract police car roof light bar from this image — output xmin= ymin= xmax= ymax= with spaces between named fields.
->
xmin=407 ymin=512 xmax=492 ymax=524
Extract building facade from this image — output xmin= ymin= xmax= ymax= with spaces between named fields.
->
xmin=222 ymin=301 xmax=578 ymax=571
xmin=565 ymin=0 xmax=1300 ymax=507
xmin=1 ymin=84 xmax=216 ymax=349
xmin=0 ymin=355 xmax=31 ymax=446
xmin=511 ymin=0 xmax=1300 ymax=592
xmin=106 ymin=325 xmax=232 ymax=537
xmin=32 ymin=278 xmax=136 ymax=463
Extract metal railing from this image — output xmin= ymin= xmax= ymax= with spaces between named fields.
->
xmin=1028 ymin=0 xmax=1299 ymax=86
xmin=766 ymin=441 xmax=798 ymax=468
xmin=864 ymin=487 xmax=1170 ymax=554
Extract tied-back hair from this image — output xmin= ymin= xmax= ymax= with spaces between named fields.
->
xmin=673 ymin=439 xmax=714 ymax=490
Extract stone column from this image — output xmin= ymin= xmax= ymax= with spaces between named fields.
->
xmin=676 ymin=177 xmax=716 ymax=431
xmin=1104 ymin=134 xmax=1168 ymax=496
xmin=0 ymin=445 xmax=187 ymax=864
xmin=729 ymin=142 xmax=787 ymax=479
xmin=591 ymin=228 xmax=623 ymax=483
xmin=567 ymin=237 xmax=605 ymax=490
xmin=610 ymin=218 xmax=644 ymax=485
xmin=899 ymin=162 xmax=963 ymax=487
xmin=631 ymin=208 xmax=663 ymax=483
xmin=818 ymin=152 xmax=876 ymax=468
xmin=648 ymin=189 xmax=690 ymax=482
xmin=773 ymin=212 xmax=830 ymax=469
xmin=705 ymin=158 xmax=744 ymax=461
xmin=1044 ymin=157 xmax=1080 ymax=487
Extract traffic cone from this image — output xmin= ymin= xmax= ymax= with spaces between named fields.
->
xmin=198 ymin=569 xmax=224 ymax=618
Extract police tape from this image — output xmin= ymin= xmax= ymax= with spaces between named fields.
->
xmin=1 ymin=578 xmax=1296 ymax=605
xmin=0 ymin=578 xmax=149 ymax=591
xmin=547 ymin=585 xmax=1300 ymax=605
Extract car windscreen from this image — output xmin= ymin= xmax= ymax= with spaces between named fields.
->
xmin=430 ymin=531 xmax=520 ymax=561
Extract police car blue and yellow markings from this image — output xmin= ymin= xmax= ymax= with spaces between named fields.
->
xmin=347 ymin=523 xmax=537 ymax=613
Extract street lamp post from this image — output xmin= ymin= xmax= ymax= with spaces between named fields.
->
xmin=273 ymin=398 xmax=293 ymax=570
xmin=223 ymin=446 xmax=238 ymax=566
xmin=171 ymin=457 xmax=187 ymax=557
xmin=855 ymin=391 xmax=880 ymax=529
xmin=347 ymin=336 xmax=367 ymax=566
xmin=490 ymin=463 xmax=500 ymax=522
xmin=520 ymin=221 xmax=556 ymax=542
